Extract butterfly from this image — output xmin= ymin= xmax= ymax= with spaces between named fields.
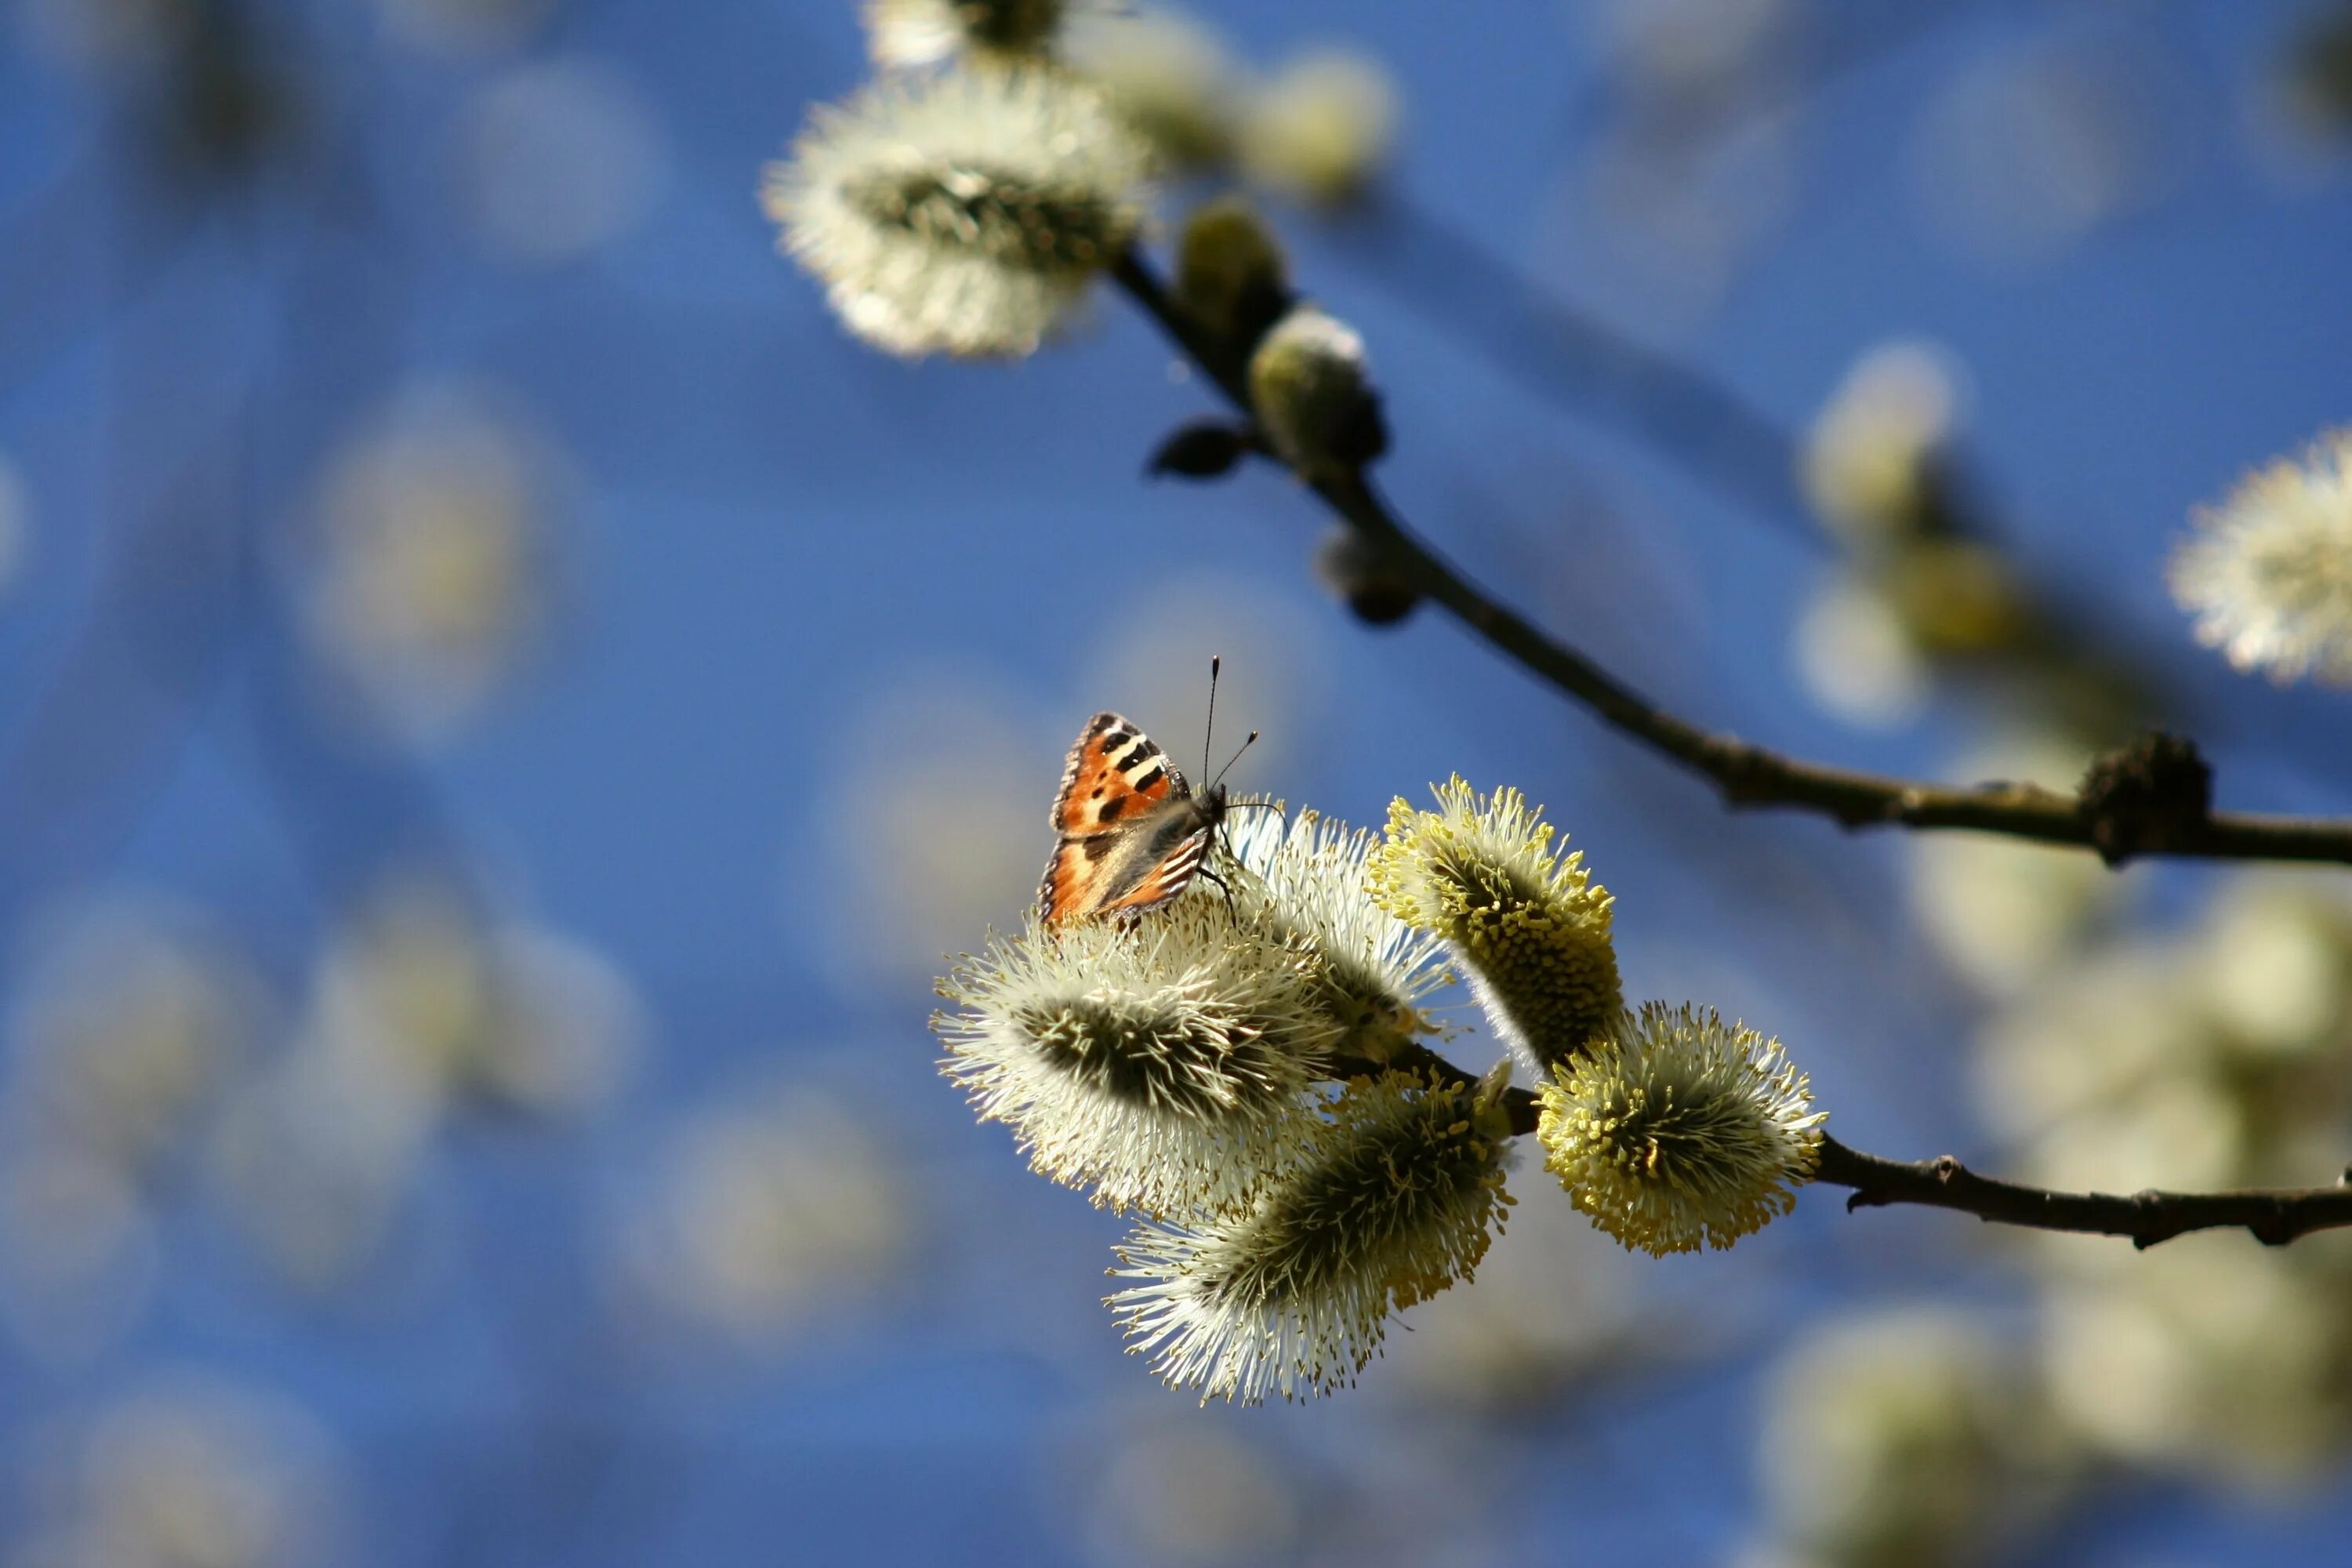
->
xmin=1036 ymin=713 xmax=1230 ymax=926
xmin=1036 ymin=664 xmax=1261 ymax=926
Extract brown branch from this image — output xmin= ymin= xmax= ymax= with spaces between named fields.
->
xmin=1352 ymin=193 xmax=1818 ymax=549
xmin=1367 ymin=1047 xmax=2352 ymax=1249
xmin=1108 ymin=249 xmax=2352 ymax=869
xmin=1813 ymin=1135 xmax=2352 ymax=1250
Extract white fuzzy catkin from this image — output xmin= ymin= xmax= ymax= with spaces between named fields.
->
xmin=764 ymin=69 xmax=1149 ymax=359
xmin=1109 ymin=1071 xmax=1511 ymax=1404
xmin=2170 ymin=429 xmax=2352 ymax=686
xmin=935 ymin=902 xmax=1336 ymax=1218
xmin=1221 ymin=803 xmax=1447 ymax=1062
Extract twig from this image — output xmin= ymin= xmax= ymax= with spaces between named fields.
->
xmin=1552 ymin=0 xmax=2005 ymax=160
xmin=1108 ymin=249 xmax=2352 ymax=869
xmin=1813 ymin=1136 xmax=2352 ymax=1250
xmin=1348 ymin=193 xmax=1819 ymax=547
xmin=1370 ymin=1047 xmax=2352 ymax=1249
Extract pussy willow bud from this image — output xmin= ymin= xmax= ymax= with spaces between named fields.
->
xmin=1247 ymin=306 xmax=1387 ymax=477
xmin=1312 ymin=524 xmax=1420 ymax=626
xmin=1175 ymin=195 xmax=1291 ymax=350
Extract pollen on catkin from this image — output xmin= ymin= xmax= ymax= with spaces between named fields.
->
xmin=763 ymin=68 xmax=1149 ymax=359
xmin=2169 ymin=428 xmax=2352 ymax=687
xmin=1221 ymin=803 xmax=1449 ymax=1064
xmin=1107 ymin=1069 xmax=1513 ymax=1405
xmin=1538 ymin=1003 xmax=1824 ymax=1257
xmin=1367 ymin=778 xmax=1621 ymax=1073
xmin=933 ymin=900 xmax=1336 ymax=1218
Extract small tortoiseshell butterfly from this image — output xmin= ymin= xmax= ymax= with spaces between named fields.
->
xmin=1036 ymin=663 xmax=1256 ymax=927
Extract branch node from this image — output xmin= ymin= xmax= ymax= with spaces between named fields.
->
xmin=1706 ymin=741 xmax=1775 ymax=805
xmin=2078 ymin=731 xmax=2214 ymax=866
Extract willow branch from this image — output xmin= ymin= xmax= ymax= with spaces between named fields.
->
xmin=1813 ymin=1136 xmax=2352 ymax=1250
xmin=1109 ymin=249 xmax=2352 ymax=868
xmin=1375 ymin=1047 xmax=2352 ymax=1250
xmin=1353 ymin=194 xmax=1817 ymax=547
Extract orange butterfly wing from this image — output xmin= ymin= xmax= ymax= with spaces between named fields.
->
xmin=1047 ymin=713 xmax=1185 ymax=836
xmin=1038 ymin=713 xmax=1210 ymax=925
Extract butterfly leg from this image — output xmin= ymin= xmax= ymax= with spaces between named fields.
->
xmin=1196 ymin=862 xmax=1240 ymax=921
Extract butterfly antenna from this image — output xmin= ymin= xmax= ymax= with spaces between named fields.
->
xmin=1201 ymin=655 xmax=1221 ymax=786
xmin=1211 ymin=729 xmax=1258 ymax=790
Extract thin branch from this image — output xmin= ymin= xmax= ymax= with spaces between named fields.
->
xmin=1813 ymin=1136 xmax=2352 ymax=1250
xmin=1374 ymin=1047 xmax=2352 ymax=1249
xmin=1108 ymin=249 xmax=2352 ymax=869
xmin=1552 ymin=0 xmax=1993 ymax=155
xmin=1348 ymin=193 xmax=1820 ymax=547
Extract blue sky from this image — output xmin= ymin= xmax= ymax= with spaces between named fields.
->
xmin=2 ymin=1 xmax=2350 ymax=1563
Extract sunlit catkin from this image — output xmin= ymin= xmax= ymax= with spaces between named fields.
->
xmin=1368 ymin=777 xmax=1621 ymax=1072
xmin=935 ymin=902 xmax=1335 ymax=1218
xmin=1109 ymin=1070 xmax=1512 ymax=1404
xmin=1538 ymin=1003 xmax=1824 ymax=1256
xmin=764 ymin=69 xmax=1149 ymax=359
xmin=2169 ymin=428 xmax=2352 ymax=687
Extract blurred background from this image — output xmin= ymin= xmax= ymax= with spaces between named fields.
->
xmin=2 ymin=0 xmax=2350 ymax=1563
